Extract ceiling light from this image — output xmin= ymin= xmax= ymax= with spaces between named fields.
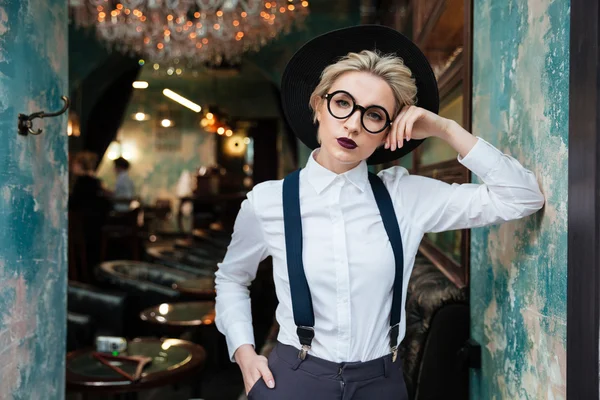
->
xmin=134 ymin=112 xmax=146 ymax=121
xmin=132 ymin=81 xmax=149 ymax=89
xmin=162 ymin=89 xmax=201 ymax=112
xmin=106 ymin=141 xmax=122 ymax=160
xmin=161 ymin=119 xmax=172 ymax=128
xmin=217 ymin=127 xmax=225 ymax=135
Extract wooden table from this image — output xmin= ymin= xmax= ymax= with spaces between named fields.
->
xmin=172 ymin=277 xmax=216 ymax=300
xmin=140 ymin=301 xmax=216 ymax=327
xmin=139 ymin=301 xmax=221 ymax=367
xmin=66 ymin=338 xmax=206 ymax=396
xmin=145 ymin=245 xmax=218 ymax=276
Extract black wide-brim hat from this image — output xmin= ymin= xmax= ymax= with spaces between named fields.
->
xmin=281 ymin=25 xmax=439 ymax=165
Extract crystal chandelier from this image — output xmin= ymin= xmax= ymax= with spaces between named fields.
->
xmin=69 ymin=0 xmax=310 ymax=66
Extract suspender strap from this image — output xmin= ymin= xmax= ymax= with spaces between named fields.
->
xmin=282 ymin=169 xmax=315 ymax=359
xmin=368 ymin=172 xmax=405 ymax=360
xmin=282 ymin=169 xmax=404 ymax=360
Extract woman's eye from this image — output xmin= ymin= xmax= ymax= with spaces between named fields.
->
xmin=367 ymin=112 xmax=383 ymax=121
xmin=335 ymin=100 xmax=351 ymax=108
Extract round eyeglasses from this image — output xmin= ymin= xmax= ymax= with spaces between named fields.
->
xmin=323 ymin=90 xmax=393 ymax=134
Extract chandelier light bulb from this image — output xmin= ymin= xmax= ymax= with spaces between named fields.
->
xmin=69 ymin=1 xmax=310 ymax=66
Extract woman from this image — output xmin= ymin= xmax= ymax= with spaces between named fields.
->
xmin=215 ymin=25 xmax=544 ymax=399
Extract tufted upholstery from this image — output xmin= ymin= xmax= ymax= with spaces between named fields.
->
xmin=67 ymin=281 xmax=127 ymax=350
xmin=400 ymin=262 xmax=469 ymax=399
xmin=66 ymin=311 xmax=93 ymax=352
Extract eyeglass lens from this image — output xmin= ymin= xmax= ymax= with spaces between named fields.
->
xmin=328 ymin=91 xmax=388 ymax=133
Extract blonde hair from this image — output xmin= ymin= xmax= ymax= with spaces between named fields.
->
xmin=309 ymin=50 xmax=417 ymax=124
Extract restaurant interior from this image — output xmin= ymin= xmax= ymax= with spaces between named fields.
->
xmin=65 ymin=0 xmax=475 ymax=398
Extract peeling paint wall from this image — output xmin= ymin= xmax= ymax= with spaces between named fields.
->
xmin=0 ymin=0 xmax=68 ymax=398
xmin=470 ymin=0 xmax=569 ymax=399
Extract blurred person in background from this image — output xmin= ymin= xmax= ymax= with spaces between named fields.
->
xmin=69 ymin=151 xmax=111 ymax=278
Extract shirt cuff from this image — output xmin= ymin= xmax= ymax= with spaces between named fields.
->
xmin=225 ymin=321 xmax=256 ymax=363
xmin=457 ymin=137 xmax=503 ymax=179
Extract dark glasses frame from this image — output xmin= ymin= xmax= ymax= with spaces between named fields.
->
xmin=323 ymin=90 xmax=393 ymax=134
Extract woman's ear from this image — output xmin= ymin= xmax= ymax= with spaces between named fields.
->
xmin=315 ymin=98 xmax=324 ymax=123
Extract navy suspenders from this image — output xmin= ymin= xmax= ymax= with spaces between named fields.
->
xmin=282 ymin=169 xmax=404 ymax=361
xmin=282 ymin=169 xmax=316 ymax=358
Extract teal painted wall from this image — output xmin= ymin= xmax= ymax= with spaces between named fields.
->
xmin=0 ymin=0 xmax=68 ymax=397
xmin=470 ymin=0 xmax=569 ymax=398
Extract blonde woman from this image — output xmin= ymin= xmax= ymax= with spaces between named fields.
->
xmin=215 ymin=25 xmax=544 ymax=399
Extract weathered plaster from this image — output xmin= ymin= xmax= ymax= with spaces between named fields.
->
xmin=470 ymin=0 xmax=569 ymax=399
xmin=0 ymin=0 xmax=68 ymax=397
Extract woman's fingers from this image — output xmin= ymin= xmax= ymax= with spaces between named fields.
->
xmin=405 ymin=108 xmax=421 ymax=142
xmin=245 ymin=371 xmax=261 ymax=394
xmin=389 ymin=108 xmax=401 ymax=151
xmin=394 ymin=106 xmax=413 ymax=151
xmin=386 ymin=111 xmax=400 ymax=150
xmin=242 ymin=355 xmax=274 ymax=394
xmin=244 ymin=356 xmax=275 ymax=395
xmin=257 ymin=361 xmax=275 ymax=389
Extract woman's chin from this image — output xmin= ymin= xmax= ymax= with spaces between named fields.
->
xmin=328 ymin=147 xmax=362 ymax=164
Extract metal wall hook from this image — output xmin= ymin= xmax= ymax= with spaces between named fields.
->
xmin=18 ymin=96 xmax=70 ymax=136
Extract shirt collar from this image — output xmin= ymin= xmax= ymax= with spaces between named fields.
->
xmin=304 ymin=149 xmax=369 ymax=194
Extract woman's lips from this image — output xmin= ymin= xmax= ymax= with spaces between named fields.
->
xmin=337 ymin=137 xmax=357 ymax=149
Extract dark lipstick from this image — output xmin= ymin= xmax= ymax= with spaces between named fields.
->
xmin=337 ymin=137 xmax=357 ymax=149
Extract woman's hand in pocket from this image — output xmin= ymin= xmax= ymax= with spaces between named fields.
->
xmin=235 ymin=344 xmax=275 ymax=394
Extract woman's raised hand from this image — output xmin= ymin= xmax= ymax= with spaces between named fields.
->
xmin=384 ymin=105 xmax=451 ymax=151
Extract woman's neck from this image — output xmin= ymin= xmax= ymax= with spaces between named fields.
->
xmin=314 ymin=147 xmax=361 ymax=174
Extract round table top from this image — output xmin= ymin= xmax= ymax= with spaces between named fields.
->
xmin=191 ymin=229 xmax=230 ymax=249
xmin=66 ymin=338 xmax=206 ymax=394
xmin=172 ymin=277 xmax=216 ymax=300
xmin=173 ymin=239 xmax=216 ymax=257
xmin=140 ymin=301 xmax=215 ymax=327
xmin=145 ymin=246 xmax=218 ymax=276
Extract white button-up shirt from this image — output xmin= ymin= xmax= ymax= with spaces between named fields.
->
xmin=215 ymin=137 xmax=545 ymax=363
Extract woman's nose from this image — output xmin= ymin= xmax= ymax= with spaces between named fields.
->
xmin=343 ymin=109 xmax=362 ymax=133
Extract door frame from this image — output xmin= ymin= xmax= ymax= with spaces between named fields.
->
xmin=567 ymin=0 xmax=600 ymax=397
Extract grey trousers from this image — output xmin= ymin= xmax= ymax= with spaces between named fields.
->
xmin=247 ymin=342 xmax=409 ymax=400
